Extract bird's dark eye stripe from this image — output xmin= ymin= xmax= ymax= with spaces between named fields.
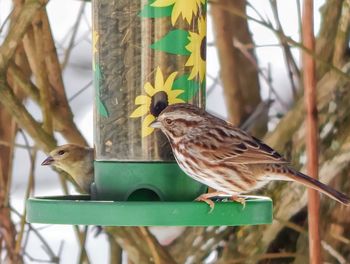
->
xmin=177 ymin=118 xmax=198 ymax=127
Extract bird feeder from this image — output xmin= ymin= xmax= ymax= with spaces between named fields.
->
xmin=27 ymin=0 xmax=272 ymax=226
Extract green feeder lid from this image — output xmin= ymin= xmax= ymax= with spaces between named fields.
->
xmin=26 ymin=195 xmax=273 ymax=226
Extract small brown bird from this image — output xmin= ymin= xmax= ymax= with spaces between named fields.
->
xmin=41 ymin=144 xmax=94 ymax=194
xmin=151 ymin=103 xmax=350 ymax=208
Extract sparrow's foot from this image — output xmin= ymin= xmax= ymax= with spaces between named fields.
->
xmin=195 ymin=191 xmax=229 ymax=213
xmin=230 ymin=194 xmax=246 ymax=208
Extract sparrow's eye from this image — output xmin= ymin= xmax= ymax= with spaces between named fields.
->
xmin=165 ymin=118 xmax=173 ymax=125
xmin=58 ymin=150 xmax=65 ymax=156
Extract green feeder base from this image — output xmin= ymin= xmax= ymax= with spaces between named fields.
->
xmin=26 ymin=195 xmax=273 ymax=226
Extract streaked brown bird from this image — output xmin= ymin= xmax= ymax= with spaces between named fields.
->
xmin=41 ymin=144 xmax=94 ymax=194
xmin=151 ymin=103 xmax=350 ymax=208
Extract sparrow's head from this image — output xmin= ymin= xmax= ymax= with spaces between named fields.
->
xmin=41 ymin=144 xmax=92 ymax=170
xmin=150 ymin=103 xmax=208 ymax=140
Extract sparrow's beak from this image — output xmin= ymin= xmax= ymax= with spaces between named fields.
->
xmin=41 ymin=156 xmax=54 ymax=166
xmin=150 ymin=119 xmax=161 ymax=128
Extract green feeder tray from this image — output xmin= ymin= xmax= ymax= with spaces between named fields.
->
xmin=26 ymin=162 xmax=273 ymax=226
xmin=26 ymin=195 xmax=272 ymax=226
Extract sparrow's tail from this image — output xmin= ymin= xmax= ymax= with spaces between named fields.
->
xmin=286 ymin=168 xmax=350 ymax=206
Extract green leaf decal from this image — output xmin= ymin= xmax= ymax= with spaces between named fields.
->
xmin=97 ymin=98 xmax=109 ymax=117
xmin=139 ymin=0 xmax=172 ymax=18
xmin=94 ymin=64 xmax=109 ymax=117
xmin=151 ymin=30 xmax=190 ymax=55
xmin=173 ymin=74 xmax=200 ymax=101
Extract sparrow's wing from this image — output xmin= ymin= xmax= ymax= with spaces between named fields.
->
xmin=192 ymin=127 xmax=288 ymax=165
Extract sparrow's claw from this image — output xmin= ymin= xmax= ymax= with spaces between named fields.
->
xmin=195 ymin=195 xmax=215 ymax=213
xmin=195 ymin=191 xmax=229 ymax=213
xmin=230 ymin=195 xmax=246 ymax=208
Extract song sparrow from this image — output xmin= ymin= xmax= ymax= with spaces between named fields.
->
xmin=151 ymin=103 xmax=350 ymax=208
xmin=42 ymin=144 xmax=94 ymax=194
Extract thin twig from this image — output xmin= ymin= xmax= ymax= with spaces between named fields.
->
xmin=233 ymin=38 xmax=289 ymax=109
xmin=0 ymin=10 xmax=13 ymax=34
xmin=269 ymin=0 xmax=300 ymax=100
xmin=0 ymin=140 xmax=34 ymax=150
xmin=321 ymin=241 xmax=346 ymax=264
xmin=332 ymin=233 xmax=350 ymax=245
xmin=77 ymin=226 xmax=89 ymax=264
xmin=229 ymin=252 xmax=299 ymax=263
xmin=209 ymin=0 xmax=350 ymax=81
xmin=10 ymin=207 xmax=59 ymax=262
xmin=207 ymin=74 xmax=220 ymax=96
xmin=68 ymin=80 xmax=92 ymax=102
xmin=61 ymin=2 xmax=86 ymax=69
xmin=14 ymin=131 xmax=37 ymax=256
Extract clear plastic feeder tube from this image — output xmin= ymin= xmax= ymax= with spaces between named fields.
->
xmin=93 ymin=0 xmax=207 ymax=161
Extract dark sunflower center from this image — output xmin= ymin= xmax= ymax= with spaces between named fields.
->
xmin=200 ymin=36 xmax=206 ymax=61
xmin=150 ymin=91 xmax=168 ymax=117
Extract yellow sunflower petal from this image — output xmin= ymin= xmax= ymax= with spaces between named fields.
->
xmin=187 ymin=69 xmax=197 ymax=80
xmin=135 ymin=95 xmax=151 ymax=105
xmin=154 ymin=67 xmax=164 ymax=91
xmin=198 ymin=17 xmax=206 ymax=36
xmin=185 ymin=54 xmax=195 ymax=66
xmin=130 ymin=104 xmax=149 ymax=118
xmin=168 ymin=89 xmax=184 ymax=99
xmin=168 ymin=89 xmax=185 ymax=103
xmin=144 ymin=82 xmax=156 ymax=96
xmin=199 ymin=61 xmax=206 ymax=82
xmin=168 ymin=95 xmax=185 ymax=104
xmin=151 ymin=0 xmax=175 ymax=7
xmin=163 ymin=71 xmax=178 ymax=91
xmin=172 ymin=98 xmax=186 ymax=104
xmin=92 ymin=31 xmax=99 ymax=54
xmin=171 ymin=0 xmax=196 ymax=24
xmin=142 ymin=114 xmax=156 ymax=138
xmin=170 ymin=1 xmax=183 ymax=25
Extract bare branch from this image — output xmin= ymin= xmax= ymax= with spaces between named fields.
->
xmin=0 ymin=0 xmax=47 ymax=72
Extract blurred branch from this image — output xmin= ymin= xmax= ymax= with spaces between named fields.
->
xmin=108 ymin=233 xmax=123 ymax=264
xmin=77 ymin=226 xmax=89 ymax=264
xmin=302 ymin=0 xmax=321 ymax=262
xmin=228 ymin=252 xmax=299 ymax=263
xmin=14 ymin=131 xmax=37 ymax=257
xmin=11 ymin=207 xmax=59 ymax=263
xmin=332 ymin=0 xmax=350 ymax=67
xmin=315 ymin=0 xmax=343 ymax=77
xmin=0 ymin=0 xmax=47 ymax=72
xmin=39 ymin=8 xmax=88 ymax=146
xmin=106 ymin=227 xmax=176 ymax=264
xmin=169 ymin=226 xmax=233 ymax=263
xmin=0 ymin=77 xmax=56 ymax=152
xmin=33 ymin=12 xmax=53 ymax=134
xmin=7 ymin=62 xmax=40 ymax=102
xmin=211 ymin=0 xmax=263 ymax=134
xmin=209 ymin=0 xmax=350 ymax=81
xmin=233 ymin=39 xmax=289 ymax=110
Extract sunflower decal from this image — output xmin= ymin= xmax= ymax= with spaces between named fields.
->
xmin=152 ymin=0 xmax=205 ymax=25
xmin=130 ymin=67 xmax=185 ymax=137
xmin=92 ymin=30 xmax=99 ymax=70
xmin=185 ymin=16 xmax=206 ymax=83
